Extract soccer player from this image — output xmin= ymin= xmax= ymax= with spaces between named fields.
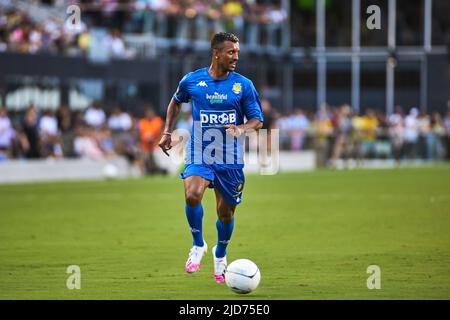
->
xmin=158 ymin=32 xmax=264 ymax=284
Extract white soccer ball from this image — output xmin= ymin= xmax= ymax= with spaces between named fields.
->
xmin=225 ymin=259 xmax=261 ymax=294
xmin=103 ymin=163 xmax=119 ymax=179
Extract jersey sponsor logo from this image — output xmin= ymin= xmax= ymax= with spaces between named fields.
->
xmin=206 ymin=92 xmax=227 ymax=104
xmin=200 ymin=110 xmax=236 ymax=128
xmin=196 ymin=81 xmax=208 ymax=87
xmin=232 ymin=82 xmax=242 ymax=94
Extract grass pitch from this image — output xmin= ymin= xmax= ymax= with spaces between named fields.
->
xmin=1 ymin=165 xmax=450 ymax=299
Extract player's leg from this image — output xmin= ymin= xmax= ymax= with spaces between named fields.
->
xmin=213 ymin=188 xmax=236 ymax=257
xmin=183 ymin=175 xmax=210 ymax=273
xmin=184 ymin=175 xmax=210 ymax=246
xmin=212 ymin=188 xmax=237 ymax=283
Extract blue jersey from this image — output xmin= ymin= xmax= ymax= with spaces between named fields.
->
xmin=173 ymin=67 xmax=263 ymax=169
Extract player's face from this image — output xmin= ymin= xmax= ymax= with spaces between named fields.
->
xmin=216 ymin=41 xmax=240 ymax=72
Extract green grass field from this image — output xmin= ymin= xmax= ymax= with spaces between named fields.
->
xmin=1 ymin=165 xmax=450 ymax=299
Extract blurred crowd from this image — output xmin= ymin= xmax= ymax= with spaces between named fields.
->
xmin=2 ymin=100 xmax=450 ymax=171
xmin=0 ymin=103 xmax=169 ymax=174
xmin=262 ymin=100 xmax=450 ymax=167
xmin=0 ymin=5 xmax=134 ymax=58
xmin=0 ymin=0 xmax=288 ymax=58
xmin=1 ymin=0 xmax=448 ymax=58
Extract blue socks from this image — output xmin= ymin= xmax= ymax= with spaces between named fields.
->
xmin=215 ymin=218 xmax=234 ymax=258
xmin=185 ymin=203 xmax=204 ymax=247
xmin=185 ymin=202 xmax=235 ymax=257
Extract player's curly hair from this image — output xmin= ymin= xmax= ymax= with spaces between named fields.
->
xmin=211 ymin=32 xmax=239 ymax=50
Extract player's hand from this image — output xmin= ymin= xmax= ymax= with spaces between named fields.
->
xmin=158 ymin=133 xmax=172 ymax=157
xmin=224 ymin=124 xmax=243 ymax=138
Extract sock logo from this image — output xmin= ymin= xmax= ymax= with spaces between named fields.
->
xmin=219 ymin=240 xmax=230 ymax=245
xmin=190 ymin=227 xmax=200 ymax=233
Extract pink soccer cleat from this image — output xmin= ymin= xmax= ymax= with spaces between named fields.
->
xmin=212 ymin=245 xmax=227 ymax=284
xmin=213 ymin=274 xmax=225 ymax=284
xmin=185 ymin=242 xmax=207 ymax=274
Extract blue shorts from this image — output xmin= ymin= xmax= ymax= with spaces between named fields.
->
xmin=180 ymin=164 xmax=245 ymax=206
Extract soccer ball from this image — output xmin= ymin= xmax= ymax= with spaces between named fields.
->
xmin=102 ymin=163 xmax=119 ymax=179
xmin=225 ymin=259 xmax=261 ymax=294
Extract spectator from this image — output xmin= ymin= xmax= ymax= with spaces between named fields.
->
xmin=0 ymin=108 xmax=15 ymax=160
xmin=276 ymin=112 xmax=290 ymax=150
xmin=330 ymin=104 xmax=353 ymax=166
xmin=97 ymin=127 xmax=116 ymax=157
xmin=108 ymin=107 xmax=133 ymax=132
xmin=84 ymin=102 xmax=106 ymax=129
xmin=22 ymin=105 xmax=40 ymax=159
xmin=262 ymin=4 xmax=287 ymax=48
xmin=403 ymin=107 xmax=420 ymax=159
xmin=259 ymin=99 xmax=277 ymax=166
xmin=38 ymin=110 xmax=63 ymax=158
xmin=222 ymin=0 xmax=245 ymax=39
xmin=243 ymin=0 xmax=262 ymax=48
xmin=175 ymin=106 xmax=193 ymax=132
xmin=108 ymin=29 xmax=127 ymax=58
xmin=108 ymin=107 xmax=139 ymax=167
xmin=429 ymin=112 xmax=446 ymax=160
xmin=77 ymin=27 xmax=91 ymax=55
xmin=360 ymin=109 xmax=379 ymax=159
xmin=288 ymin=109 xmax=309 ymax=151
xmin=206 ymin=0 xmax=224 ymax=38
xmin=73 ymin=125 xmax=105 ymax=161
xmin=138 ymin=106 xmax=166 ymax=175
xmin=56 ymin=104 xmax=76 ymax=157
xmin=444 ymin=105 xmax=450 ymax=161
xmin=418 ymin=112 xmax=431 ymax=160
xmin=388 ymin=106 xmax=405 ymax=163
xmin=313 ymin=105 xmax=333 ymax=167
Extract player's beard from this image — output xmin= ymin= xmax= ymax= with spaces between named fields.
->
xmin=226 ymin=60 xmax=238 ymax=72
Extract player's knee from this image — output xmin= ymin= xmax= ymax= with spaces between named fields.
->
xmin=217 ymin=207 xmax=234 ymax=224
xmin=185 ymin=189 xmax=203 ymax=207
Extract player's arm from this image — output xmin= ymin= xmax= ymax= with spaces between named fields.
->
xmin=225 ymin=118 xmax=263 ymax=137
xmin=225 ymin=80 xmax=264 ymax=137
xmin=158 ymin=98 xmax=182 ymax=156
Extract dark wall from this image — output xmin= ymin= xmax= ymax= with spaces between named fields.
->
xmin=0 ymin=52 xmax=448 ymax=114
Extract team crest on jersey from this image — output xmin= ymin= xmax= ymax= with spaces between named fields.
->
xmin=200 ymin=110 xmax=236 ymax=128
xmin=232 ymin=83 xmax=242 ymax=94
xmin=236 ymin=183 xmax=244 ymax=193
